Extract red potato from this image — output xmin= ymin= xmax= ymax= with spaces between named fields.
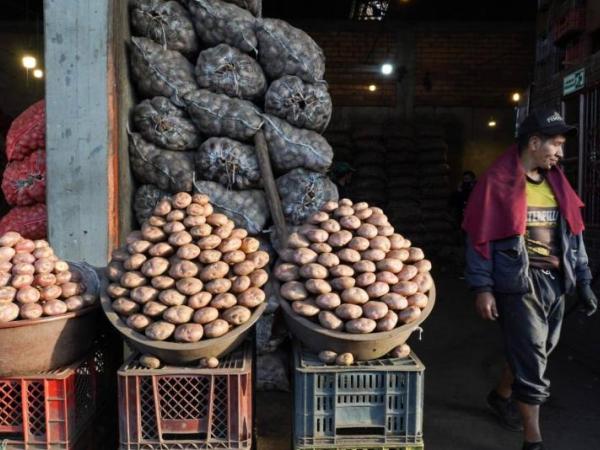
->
xmin=11 ymin=252 xmax=34 ymax=264
xmin=15 ymin=239 xmax=35 ymax=253
xmin=16 ymin=286 xmax=40 ymax=304
xmin=0 ymin=303 xmax=20 ymax=322
xmin=390 ymin=344 xmax=411 ymax=358
xmin=34 ymin=273 xmax=57 ymax=288
xmin=54 ymin=260 xmax=69 ymax=273
xmin=0 ymin=231 xmax=23 ymax=247
xmin=12 ymin=263 xmax=34 ymax=276
xmin=0 ymin=272 xmax=11 ymax=287
xmin=65 ymin=296 xmax=85 ymax=311
xmin=20 ymin=303 xmax=43 ymax=320
xmin=33 ymin=247 xmax=54 ymax=259
xmin=126 ymin=314 xmax=153 ymax=332
xmin=363 ymin=301 xmax=389 ymax=320
xmin=60 ymin=282 xmax=84 ymax=298
xmin=34 ymin=258 xmax=54 ymax=274
xmin=11 ymin=274 xmax=34 ymax=289
xmin=0 ymin=261 xmax=12 ymax=273
xmin=43 ymin=299 xmax=68 ymax=316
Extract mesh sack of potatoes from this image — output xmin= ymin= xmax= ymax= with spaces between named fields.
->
xmin=193 ymin=180 xmax=269 ymax=234
xmin=134 ymin=185 xmax=169 ymax=226
xmin=132 ymin=97 xmax=201 ymax=151
xmin=256 ymin=19 xmax=325 ymax=83
xmin=387 ymin=177 xmax=419 ymax=189
xmin=262 ymin=115 xmax=333 ymax=173
xmin=129 ymin=133 xmax=194 ymax=193
xmin=386 ymin=164 xmax=418 ymax=178
xmin=183 ymin=89 xmax=263 ymax=142
xmin=420 ymin=176 xmax=450 ymax=188
xmin=221 ymin=0 xmax=261 ymax=16
xmin=421 ymin=163 xmax=451 ymax=176
xmin=385 ymin=138 xmax=416 ymax=153
xmin=386 ymin=151 xmax=415 ymax=164
xmin=0 ymin=233 xmax=98 ymax=323
xmin=265 ymin=76 xmax=332 ymax=133
xmin=274 ymin=198 xmax=433 ymax=336
xmin=195 ymin=44 xmax=267 ymax=101
xmin=276 ymin=168 xmax=339 ymax=225
xmin=422 ymin=186 xmax=450 ymax=199
xmin=188 ymin=0 xmax=257 ymax=53
xmin=105 ymin=192 xmax=270 ymax=343
xmin=418 ymin=149 xmax=447 ymax=164
xmin=195 ymin=137 xmax=261 ymax=190
xmin=130 ymin=37 xmax=197 ymax=107
xmin=130 ymin=0 xmax=198 ymax=55
xmin=387 ymin=187 xmax=420 ymax=202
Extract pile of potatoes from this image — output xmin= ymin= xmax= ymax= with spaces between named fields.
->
xmin=0 ymin=232 xmax=95 ymax=323
xmin=275 ymin=199 xmax=433 ymax=335
xmin=106 ymin=192 xmax=269 ymax=343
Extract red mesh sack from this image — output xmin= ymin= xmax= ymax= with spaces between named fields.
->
xmin=2 ymin=150 xmax=46 ymax=206
xmin=0 ymin=204 xmax=47 ymax=239
xmin=5 ymin=100 xmax=45 ymax=161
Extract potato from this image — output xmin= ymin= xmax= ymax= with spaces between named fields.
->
xmin=174 ymin=323 xmax=204 ymax=342
xmin=338 ymin=215 xmax=360 ymax=231
xmin=308 ymin=211 xmax=329 ymax=224
xmin=206 ymin=278 xmax=232 ymax=295
xmin=124 ymin=254 xmax=147 ymax=271
xmin=222 ymin=305 xmax=252 ymax=326
xmin=329 ymin=265 xmax=354 ymax=278
xmin=377 ymin=271 xmax=399 ymax=285
xmin=381 ymin=293 xmax=408 ymax=311
xmin=211 ymin=293 xmax=237 ymax=310
xmin=12 ymin=263 xmax=34 ymax=276
xmin=237 ymin=287 xmax=266 ymax=308
xmin=341 ymin=287 xmax=369 ymax=305
xmin=303 ymin=229 xmax=328 ymax=245
xmin=337 ymin=248 xmax=361 ymax=263
xmin=321 ymin=219 xmax=341 ymax=233
xmin=139 ymin=354 xmax=161 ymax=369
xmin=293 ymin=248 xmax=318 ymax=265
xmin=0 ymin=231 xmax=22 ymax=247
xmin=369 ymin=236 xmax=390 ymax=252
xmin=346 ymin=318 xmax=377 ymax=334
xmin=40 ymin=285 xmax=62 ymax=301
xmin=310 ymin=243 xmax=333 ymax=254
xmin=407 ymin=247 xmax=425 ymax=263
xmin=414 ymin=273 xmax=433 ymax=293
xmin=336 ymin=353 xmax=354 ymax=366
xmin=415 ymin=259 xmax=432 ymax=273
xmin=173 ymin=278 xmax=202 ymax=296
xmin=127 ymin=240 xmax=151 ymax=255
xmin=15 ymin=239 xmax=35 ymax=253
xmin=151 ymin=276 xmax=175 ymax=290
xmin=141 ymin=257 xmax=169 ymax=278
xmin=0 ymin=272 xmax=11 ymax=287
xmin=33 ymin=247 xmax=54 ymax=259
xmin=363 ymin=301 xmax=389 ymax=320
xmin=397 ymin=265 xmax=419 ymax=282
xmin=200 ymin=261 xmax=229 ymax=281
xmin=186 ymin=203 xmax=206 ymax=217
xmin=407 ymin=293 xmax=428 ymax=309
xmin=355 ymin=272 xmax=376 ymax=288
xmin=197 ymin=235 xmax=222 ymax=250
xmin=15 ymin=286 xmax=40 ymax=304
xmin=198 ymin=249 xmax=222 ymax=264
xmin=318 ymin=311 xmax=344 ymax=331
xmin=65 ymin=294 xmax=85 ymax=311
xmin=391 ymin=344 xmax=411 ymax=358
xmin=12 ymin=252 xmax=35 ymax=264
xmin=398 ymin=306 xmax=422 ymax=324
xmin=371 ymin=207 xmax=384 ymax=215
xmin=130 ymin=286 xmax=159 ymax=304
xmin=143 ymin=301 xmax=168 ymax=318
xmin=204 ymin=319 xmax=230 ymax=338
xmin=188 ymin=292 xmax=213 ymax=309
xmin=177 ymin=244 xmax=201 ymax=260
xmin=169 ymin=260 xmax=199 ymax=279
xmin=249 ymin=269 xmax=268 ymax=288
xmin=222 ymin=250 xmax=246 ymax=265
xmin=230 ymin=228 xmax=248 ymax=240
xmin=392 ymin=281 xmax=419 ymax=297
xmin=193 ymin=306 xmax=219 ymax=324
xmin=145 ymin=321 xmax=176 ymax=341
xmin=153 ymin=198 xmax=172 ymax=216
xmin=172 ymin=192 xmax=192 ymax=209
xmin=214 ymin=223 xmax=234 ymax=240
xmin=357 ymin=224 xmax=378 ymax=239
xmin=163 ymin=221 xmax=186 ymax=235
xmin=367 ymin=213 xmax=389 ymax=227
xmin=240 ymin=237 xmax=260 ymax=253
xmin=206 ymin=213 xmax=228 ymax=227
xmin=287 ymin=232 xmax=310 ymax=249
xmin=321 ymin=201 xmax=338 ymax=212
xmin=163 ymin=305 xmax=194 ymax=325
xmin=335 ymin=303 xmax=362 ymax=320
xmin=389 ymin=234 xmax=406 ymax=250
xmin=231 ymin=275 xmax=252 ymax=294
xmin=168 ymin=231 xmax=193 ymax=248
xmin=377 ymin=259 xmax=404 ymax=274
xmin=201 ymin=203 xmax=214 ymax=216
xmin=61 ymin=282 xmax=84 ymax=298
xmin=279 ymin=249 xmax=295 ymax=263
xmin=377 ymin=310 xmax=399 ymax=332
xmin=315 ymin=293 xmax=341 ymax=310
xmin=159 ymin=289 xmax=186 ymax=306
xmin=126 ymin=231 xmax=144 ymax=245
xmin=292 ymin=299 xmax=320 ymax=317
xmin=148 ymin=215 xmax=167 ymax=227
xmin=192 ymin=193 xmax=210 ymax=205
xmin=199 ymin=357 xmax=220 ymax=368
xmin=305 ymin=279 xmax=332 ymax=295
xmin=11 ymin=274 xmax=34 ymax=289
xmin=316 ymin=253 xmax=338 ymax=269
xmin=233 ymin=260 xmax=256 ymax=276
xmin=183 ymin=215 xmax=206 ymax=228
xmin=20 ymin=303 xmax=43 ymax=320
xmin=328 ymin=230 xmax=353 ymax=248
xmin=54 ymin=261 xmax=70 ymax=273
xmin=219 ymin=238 xmax=242 ymax=253
xmin=388 ymin=249 xmax=410 ymax=262
xmin=190 ymin=224 xmax=213 ymax=239
xmin=81 ymin=294 xmax=97 ymax=307
xmin=299 ymin=263 xmax=327 ymax=280
xmin=148 ymin=243 xmax=175 ymax=257
xmin=246 ymin=251 xmax=270 ymax=269
xmin=112 ymin=298 xmax=139 ymax=316
xmin=111 ymin=248 xmax=129 ymax=262
xmin=319 ymin=350 xmax=338 ymax=364
xmin=141 ymin=224 xmax=166 ymax=242
xmin=355 ymin=207 xmax=373 ymax=221
xmin=0 ymin=261 xmax=12 ymax=273
xmin=333 ymin=205 xmax=354 ymax=218
xmin=362 ymin=249 xmax=386 ymax=262
xmin=348 ymin=237 xmax=370 ymax=252
xmin=0 ymin=303 xmax=19 ymax=322
xmin=166 ymin=210 xmax=185 ymax=222
xmin=367 ymin=282 xmax=390 ymax=299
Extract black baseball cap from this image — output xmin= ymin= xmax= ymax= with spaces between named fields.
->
xmin=517 ymin=109 xmax=578 ymax=138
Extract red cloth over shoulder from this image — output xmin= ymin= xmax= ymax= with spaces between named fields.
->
xmin=462 ymin=145 xmax=584 ymax=259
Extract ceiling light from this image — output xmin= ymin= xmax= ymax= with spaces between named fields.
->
xmin=488 ymin=120 xmax=497 ymax=128
xmin=381 ymin=63 xmax=394 ymax=75
xmin=512 ymin=92 xmax=521 ymax=103
xmin=33 ymin=69 xmax=43 ymax=79
xmin=368 ymin=84 xmax=377 ymax=92
xmin=22 ymin=55 xmax=37 ymax=69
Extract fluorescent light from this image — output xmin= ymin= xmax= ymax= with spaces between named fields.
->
xmin=33 ymin=69 xmax=43 ymax=79
xmin=368 ymin=84 xmax=377 ymax=92
xmin=22 ymin=55 xmax=37 ymax=69
xmin=381 ymin=63 xmax=394 ymax=75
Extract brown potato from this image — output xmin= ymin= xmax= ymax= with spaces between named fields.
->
xmin=281 ymin=281 xmax=308 ymax=301
xmin=190 ymin=224 xmax=213 ymax=238
xmin=0 ymin=231 xmax=23 ymax=247
xmin=211 ymin=293 xmax=237 ymax=309
xmin=222 ymin=250 xmax=246 ymax=265
xmin=111 ymin=298 xmax=139 ymax=316
xmin=151 ymin=276 xmax=175 ymax=290
xmin=246 ymin=251 xmax=270 ymax=269
xmin=233 ymin=260 xmax=256 ymax=276
xmin=41 ymin=285 xmax=62 ymax=301
xmin=16 ymin=286 xmax=40 ymax=304
xmin=231 ymin=275 xmax=252 ymax=294
xmin=163 ymin=221 xmax=186 ymax=235
xmin=317 ymin=253 xmax=339 ymax=269
xmin=293 ymin=248 xmax=318 ymax=265
xmin=200 ymin=261 xmax=229 ymax=281
xmin=60 ymin=282 xmax=84 ymax=298
xmin=415 ymin=259 xmax=432 ymax=273
xmin=12 ymin=263 xmax=34 ymax=276
xmin=240 ymin=237 xmax=260 ymax=254
xmin=363 ymin=301 xmax=389 ymax=320
xmin=414 ymin=273 xmax=433 ymax=293
xmin=145 ymin=321 xmax=176 ymax=341
xmin=153 ymin=198 xmax=172 ymax=216
xmin=330 ymin=277 xmax=355 ymax=291
xmin=299 ymin=263 xmax=328 ymax=280
xmin=318 ymin=311 xmax=344 ymax=331
xmin=388 ymin=249 xmax=410 ymax=262
xmin=389 ymin=234 xmax=406 ymax=250
xmin=336 ymin=353 xmax=354 ymax=366
xmin=159 ymin=289 xmax=186 ymax=306
xmin=341 ymin=287 xmax=369 ymax=305
xmin=320 ymin=219 xmax=341 ymax=233
xmin=172 ymin=192 xmax=192 ymax=209
xmin=54 ymin=260 xmax=70 ymax=273
xmin=392 ymin=281 xmax=419 ymax=297
xmin=352 ymin=202 xmax=368 ymax=211
xmin=127 ymin=240 xmax=152 ymax=255
xmin=141 ymin=257 xmax=169 ymax=278
xmin=377 ymin=259 xmax=403 ymax=274
xmin=201 ymin=203 xmax=214 ymax=216
xmin=131 ymin=286 xmax=159 ymax=304
xmin=126 ymin=314 xmax=152 ymax=332
xmin=176 ymin=278 xmax=204 ymax=296
xmin=197 ymin=235 xmax=222 ymax=250
xmin=407 ymin=293 xmax=428 ymax=309
xmin=398 ymin=306 xmax=421 ymax=324
xmin=357 ymin=224 xmax=378 ymax=239
xmin=305 ymin=229 xmax=329 ymax=244
xmin=315 ymin=293 xmax=341 ymax=310
xmin=287 ymin=232 xmax=310 ymax=249
xmin=377 ymin=310 xmax=399 ymax=332
xmin=355 ymin=207 xmax=373 ymax=221
xmin=12 ymin=252 xmax=35 ymax=264
xmin=188 ymin=292 xmax=213 ymax=309
xmin=15 ymin=239 xmax=35 ymax=253
xmin=163 ymin=305 xmax=194 ymax=325
xmin=335 ymin=303 xmax=362 ymax=320
xmin=292 ymin=299 xmax=320 ymax=317
xmin=204 ymin=319 xmax=230 ymax=338
xmin=308 ymin=211 xmax=329 ymax=224
xmin=355 ymin=272 xmax=376 ymax=288
xmin=230 ymin=228 xmax=248 ymax=240
xmin=198 ymin=249 xmax=222 ymax=264
xmin=186 ymin=203 xmax=206 ymax=217
xmin=369 ymin=236 xmax=391 ymax=252
xmin=361 ymin=249 xmax=386 ymax=262
xmin=397 ymin=265 xmax=419 ymax=282
xmin=148 ymin=216 xmax=167 ymax=227
xmin=407 ymin=247 xmax=425 ymax=263
xmin=328 ymin=230 xmax=353 ymax=248
xmin=319 ymin=350 xmax=338 ymax=364
xmin=390 ymin=343 xmax=411 ymax=358
xmin=305 ymin=279 xmax=332 ymax=295
xmin=310 ymin=243 xmax=333 ymax=254
xmin=333 ymin=205 xmax=354 ymax=218
xmin=222 ymin=306 xmax=252 ymax=326
xmin=192 ymin=193 xmax=210 ymax=205
xmin=377 ymin=271 xmax=399 ymax=285
xmin=321 ymin=201 xmax=338 ymax=212
xmin=193 ymin=306 xmax=219 ymax=324
xmin=111 ymin=247 xmax=129 ymax=262
xmin=176 ymin=244 xmax=200 ymax=261
xmin=340 ymin=215 xmax=361 ymax=230
xmin=381 ymin=293 xmax=408 ymax=311
xmin=0 ymin=302 xmax=19 ymax=322
xmin=183 ymin=215 xmax=206 ymax=228
xmin=237 ymin=287 xmax=265 ymax=308
xmin=337 ymin=248 xmax=361 ymax=263
xmin=348 ymin=237 xmax=370 ymax=252
xmin=143 ymin=301 xmax=168 ymax=318
xmin=169 ymin=260 xmax=199 ymax=279
xmin=174 ymin=323 xmax=204 ymax=342
xmin=214 ymin=224 xmax=234 ymax=240
xmin=346 ymin=318 xmax=376 ymax=334
xmin=11 ymin=274 xmax=34 ymax=289
xmin=249 ymin=269 xmax=268 ymax=288
xmin=141 ymin=224 xmax=166 ymax=242
xmin=218 ymin=238 xmax=242 ymax=253
xmin=329 ymin=265 xmax=354 ymax=278
xmin=166 ymin=209 xmax=185 ymax=222
xmin=139 ymin=354 xmax=161 ymax=369
xmin=206 ymin=213 xmax=229 ymax=227
xmin=124 ymin=254 xmax=147 ymax=271
xmin=205 ymin=278 xmax=232 ymax=294
xmin=367 ymin=213 xmax=389 ymax=227
xmin=367 ymin=282 xmax=390 ymax=299
xmin=148 ymin=242 xmax=175 ymax=257
xmin=64 ymin=296 xmax=84 ymax=312
xmin=20 ymin=303 xmax=43 ymax=320
xmin=168 ymin=231 xmax=193 ymax=247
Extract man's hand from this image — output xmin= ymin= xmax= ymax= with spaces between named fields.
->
xmin=577 ymin=284 xmax=598 ymax=317
xmin=475 ymin=292 xmax=499 ymax=320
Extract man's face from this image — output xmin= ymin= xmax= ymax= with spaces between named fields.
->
xmin=530 ymin=134 xmax=566 ymax=170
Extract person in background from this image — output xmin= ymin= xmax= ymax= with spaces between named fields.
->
xmin=462 ymin=109 xmax=597 ymax=450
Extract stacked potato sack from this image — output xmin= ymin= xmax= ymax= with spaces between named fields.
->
xmin=347 ymin=125 xmax=387 ymax=208
xmin=106 ymin=192 xmax=269 ymax=343
xmin=0 ymin=232 xmax=96 ymax=323
xmin=0 ymin=101 xmax=47 ymax=239
xmin=275 ymin=198 xmax=433 ymax=336
xmin=323 ymin=126 xmax=354 ymax=166
xmin=127 ymin=0 xmax=338 ymax=235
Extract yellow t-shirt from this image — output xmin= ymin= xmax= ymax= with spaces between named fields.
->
xmin=525 ymin=175 xmax=560 ymax=269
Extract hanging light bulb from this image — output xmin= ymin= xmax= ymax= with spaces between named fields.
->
xmin=368 ymin=84 xmax=377 ymax=92
xmin=381 ymin=63 xmax=394 ymax=75
xmin=22 ymin=55 xmax=37 ymax=69
xmin=33 ymin=69 xmax=44 ymax=79
xmin=488 ymin=120 xmax=497 ymax=128
xmin=512 ymin=92 xmax=521 ymax=103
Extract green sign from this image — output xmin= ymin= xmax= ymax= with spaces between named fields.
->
xmin=564 ymin=68 xmax=585 ymax=96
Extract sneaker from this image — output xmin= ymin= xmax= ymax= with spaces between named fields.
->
xmin=486 ymin=390 xmax=524 ymax=432
xmin=522 ymin=442 xmax=545 ymax=450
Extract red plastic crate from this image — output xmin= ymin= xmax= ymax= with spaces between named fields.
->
xmin=118 ymin=342 xmax=253 ymax=450
xmin=0 ymin=346 xmax=109 ymax=450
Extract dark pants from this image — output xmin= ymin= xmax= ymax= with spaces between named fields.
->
xmin=496 ymin=268 xmax=565 ymax=405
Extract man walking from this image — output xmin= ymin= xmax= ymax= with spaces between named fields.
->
xmin=462 ymin=109 xmax=597 ymax=450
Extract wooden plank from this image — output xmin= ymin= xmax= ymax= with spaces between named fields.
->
xmin=254 ymin=130 xmax=288 ymax=249
xmin=45 ymin=0 xmax=113 ymax=266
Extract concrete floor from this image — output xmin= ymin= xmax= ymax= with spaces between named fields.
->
xmin=257 ymin=268 xmax=600 ymax=450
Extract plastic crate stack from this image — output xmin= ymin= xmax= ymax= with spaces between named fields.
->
xmin=0 ymin=345 xmax=111 ymax=450
xmin=292 ymin=343 xmax=425 ymax=450
xmin=117 ymin=342 xmax=253 ymax=450
xmin=348 ymin=124 xmax=387 ymax=209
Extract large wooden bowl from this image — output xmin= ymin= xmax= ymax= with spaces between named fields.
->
xmin=280 ymin=282 xmax=436 ymax=360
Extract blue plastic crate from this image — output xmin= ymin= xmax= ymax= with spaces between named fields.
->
xmin=293 ymin=343 xmax=425 ymax=450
